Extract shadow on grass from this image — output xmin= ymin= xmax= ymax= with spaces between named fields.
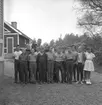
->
xmin=95 ymin=64 xmax=102 ymax=74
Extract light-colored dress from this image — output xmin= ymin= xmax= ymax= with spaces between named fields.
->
xmin=84 ymin=52 xmax=95 ymax=71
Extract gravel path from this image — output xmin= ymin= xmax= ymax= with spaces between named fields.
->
xmin=0 ymin=73 xmax=102 ymax=105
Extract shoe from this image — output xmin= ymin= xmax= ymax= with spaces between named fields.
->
xmin=73 ymin=80 xmax=77 ymax=82
xmin=80 ymin=81 xmax=83 ymax=84
xmin=50 ymin=81 xmax=53 ymax=84
xmin=86 ymin=80 xmax=92 ymax=85
xmin=39 ymin=82 xmax=41 ymax=84
xmin=76 ymin=81 xmax=80 ymax=84
xmin=69 ymin=81 xmax=72 ymax=84
xmin=43 ymin=82 xmax=46 ymax=84
xmin=88 ymin=80 xmax=92 ymax=84
xmin=83 ymin=80 xmax=86 ymax=84
xmin=14 ymin=81 xmax=18 ymax=84
xmin=61 ymin=81 xmax=64 ymax=83
xmin=25 ymin=82 xmax=28 ymax=84
xmin=19 ymin=81 xmax=24 ymax=84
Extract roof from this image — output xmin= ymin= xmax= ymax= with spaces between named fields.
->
xmin=4 ymin=21 xmax=32 ymax=41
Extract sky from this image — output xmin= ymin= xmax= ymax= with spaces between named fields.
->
xmin=4 ymin=0 xmax=82 ymax=43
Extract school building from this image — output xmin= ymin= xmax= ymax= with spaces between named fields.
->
xmin=4 ymin=21 xmax=32 ymax=54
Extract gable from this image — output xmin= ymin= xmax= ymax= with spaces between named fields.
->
xmin=4 ymin=23 xmax=16 ymax=33
xmin=4 ymin=21 xmax=32 ymax=41
xmin=4 ymin=22 xmax=22 ymax=35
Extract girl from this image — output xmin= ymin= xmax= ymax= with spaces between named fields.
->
xmin=84 ymin=47 xmax=95 ymax=85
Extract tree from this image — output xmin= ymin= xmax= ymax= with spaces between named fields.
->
xmin=78 ymin=0 xmax=102 ymax=12
xmin=77 ymin=0 xmax=102 ymax=36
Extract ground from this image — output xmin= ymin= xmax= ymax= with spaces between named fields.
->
xmin=0 ymin=72 xmax=102 ymax=105
xmin=1 ymin=60 xmax=102 ymax=105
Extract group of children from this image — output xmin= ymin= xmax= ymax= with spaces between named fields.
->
xmin=13 ymin=44 xmax=95 ymax=85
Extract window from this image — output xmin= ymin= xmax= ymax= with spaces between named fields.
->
xmin=4 ymin=49 xmax=7 ymax=53
xmin=25 ymin=39 xmax=27 ymax=44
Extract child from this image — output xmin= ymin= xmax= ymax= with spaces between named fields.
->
xmin=36 ymin=47 xmax=48 ymax=83
xmin=46 ymin=48 xmax=54 ymax=83
xmin=13 ymin=45 xmax=22 ymax=83
xmin=83 ymin=47 xmax=95 ymax=85
xmin=19 ymin=49 xmax=29 ymax=84
xmin=28 ymin=49 xmax=37 ymax=83
xmin=61 ymin=49 xmax=66 ymax=83
xmin=65 ymin=47 xmax=74 ymax=84
xmin=25 ymin=45 xmax=31 ymax=82
xmin=77 ymin=47 xmax=85 ymax=84
xmin=71 ymin=45 xmax=78 ymax=82
xmin=54 ymin=49 xmax=64 ymax=83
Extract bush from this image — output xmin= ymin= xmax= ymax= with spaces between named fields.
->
xmin=95 ymin=50 xmax=102 ymax=66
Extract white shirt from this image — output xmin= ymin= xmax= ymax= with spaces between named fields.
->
xmin=34 ymin=52 xmax=38 ymax=56
xmin=13 ymin=50 xmax=22 ymax=60
xmin=78 ymin=52 xmax=83 ymax=63
xmin=85 ymin=52 xmax=95 ymax=60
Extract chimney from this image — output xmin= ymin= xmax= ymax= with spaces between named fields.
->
xmin=11 ymin=22 xmax=17 ymax=29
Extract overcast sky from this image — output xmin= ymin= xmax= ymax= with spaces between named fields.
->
xmin=4 ymin=0 xmax=82 ymax=43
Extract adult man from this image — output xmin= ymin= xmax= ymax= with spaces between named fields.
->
xmin=13 ymin=45 xmax=22 ymax=83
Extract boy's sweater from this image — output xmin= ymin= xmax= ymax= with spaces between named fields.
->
xmin=28 ymin=53 xmax=37 ymax=62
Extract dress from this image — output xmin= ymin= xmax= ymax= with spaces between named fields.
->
xmin=84 ymin=52 xmax=95 ymax=71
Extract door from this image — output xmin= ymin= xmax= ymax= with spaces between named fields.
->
xmin=7 ymin=37 xmax=13 ymax=53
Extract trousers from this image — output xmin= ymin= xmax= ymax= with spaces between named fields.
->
xmin=29 ymin=61 xmax=37 ymax=83
xmin=47 ymin=60 xmax=54 ymax=82
xmin=39 ymin=62 xmax=47 ymax=82
xmin=14 ymin=59 xmax=20 ymax=82
xmin=66 ymin=60 xmax=74 ymax=83
xmin=77 ymin=63 xmax=84 ymax=81
xmin=55 ymin=61 xmax=64 ymax=83
xmin=20 ymin=61 xmax=28 ymax=83
xmin=73 ymin=63 xmax=78 ymax=81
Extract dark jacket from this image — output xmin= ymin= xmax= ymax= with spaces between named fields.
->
xmin=36 ymin=53 xmax=48 ymax=72
xmin=19 ymin=52 xmax=29 ymax=62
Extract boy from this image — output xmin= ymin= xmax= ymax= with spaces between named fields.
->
xmin=54 ymin=49 xmax=64 ymax=83
xmin=19 ymin=49 xmax=29 ymax=84
xmin=71 ymin=45 xmax=78 ymax=82
xmin=46 ymin=47 xmax=54 ymax=83
xmin=13 ymin=45 xmax=22 ymax=83
xmin=77 ymin=47 xmax=85 ymax=84
xmin=36 ymin=47 xmax=48 ymax=83
xmin=65 ymin=47 xmax=74 ymax=84
xmin=25 ymin=44 xmax=31 ymax=82
xmin=28 ymin=49 xmax=37 ymax=83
